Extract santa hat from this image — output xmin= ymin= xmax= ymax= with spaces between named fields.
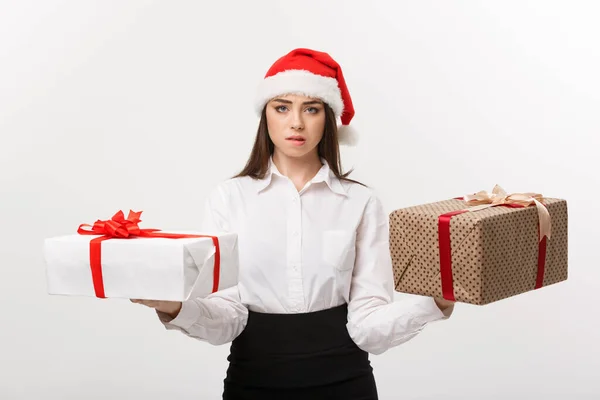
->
xmin=254 ymin=48 xmax=358 ymax=146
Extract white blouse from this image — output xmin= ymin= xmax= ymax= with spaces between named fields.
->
xmin=158 ymin=157 xmax=452 ymax=355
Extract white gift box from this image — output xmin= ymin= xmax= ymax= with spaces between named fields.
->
xmin=43 ymin=231 xmax=239 ymax=301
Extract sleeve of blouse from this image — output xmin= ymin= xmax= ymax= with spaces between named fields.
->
xmin=345 ymin=193 xmax=454 ymax=355
xmin=155 ymin=181 xmax=248 ymax=346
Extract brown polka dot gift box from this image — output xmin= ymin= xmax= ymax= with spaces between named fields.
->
xmin=389 ymin=185 xmax=568 ymax=305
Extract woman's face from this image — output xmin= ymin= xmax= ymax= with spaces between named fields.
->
xmin=265 ymin=94 xmax=326 ymax=159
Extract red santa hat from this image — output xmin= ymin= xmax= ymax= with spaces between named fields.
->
xmin=254 ymin=48 xmax=358 ymax=146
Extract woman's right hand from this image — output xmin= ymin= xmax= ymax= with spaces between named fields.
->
xmin=130 ymin=299 xmax=182 ymax=319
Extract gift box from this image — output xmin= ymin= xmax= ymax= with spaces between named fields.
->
xmin=44 ymin=210 xmax=239 ymax=301
xmin=389 ymin=185 xmax=568 ymax=305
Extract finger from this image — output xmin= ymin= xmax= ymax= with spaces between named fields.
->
xmin=130 ymin=299 xmax=164 ymax=310
xmin=140 ymin=300 xmax=161 ymax=308
xmin=131 ymin=299 xmax=151 ymax=306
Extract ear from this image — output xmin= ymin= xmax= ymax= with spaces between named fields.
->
xmin=337 ymin=124 xmax=359 ymax=146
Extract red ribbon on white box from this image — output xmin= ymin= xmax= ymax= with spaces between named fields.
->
xmin=77 ymin=210 xmax=221 ymax=298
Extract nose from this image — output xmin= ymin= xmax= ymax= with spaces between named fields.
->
xmin=291 ymin=110 xmax=304 ymax=130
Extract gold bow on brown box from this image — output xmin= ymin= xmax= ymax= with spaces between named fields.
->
xmin=463 ymin=184 xmax=551 ymax=240
xmin=389 ymin=185 xmax=568 ymax=305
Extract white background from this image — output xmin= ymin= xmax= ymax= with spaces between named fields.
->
xmin=1 ymin=1 xmax=599 ymax=399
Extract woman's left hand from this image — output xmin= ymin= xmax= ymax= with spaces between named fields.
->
xmin=433 ymin=297 xmax=455 ymax=312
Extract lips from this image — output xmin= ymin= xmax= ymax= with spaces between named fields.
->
xmin=286 ymin=135 xmax=306 ymax=146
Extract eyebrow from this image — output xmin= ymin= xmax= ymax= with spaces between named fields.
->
xmin=271 ymin=98 xmax=323 ymax=106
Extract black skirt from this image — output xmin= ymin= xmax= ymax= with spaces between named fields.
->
xmin=222 ymin=304 xmax=378 ymax=400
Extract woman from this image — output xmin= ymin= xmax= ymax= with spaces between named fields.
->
xmin=132 ymin=48 xmax=455 ymax=399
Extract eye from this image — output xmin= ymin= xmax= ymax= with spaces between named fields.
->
xmin=275 ymin=105 xmax=288 ymax=112
xmin=306 ymin=107 xmax=320 ymax=114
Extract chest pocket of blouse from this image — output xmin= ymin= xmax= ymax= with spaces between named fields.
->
xmin=322 ymin=230 xmax=357 ymax=303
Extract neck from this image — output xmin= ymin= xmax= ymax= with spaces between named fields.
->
xmin=272 ymin=150 xmax=323 ymax=191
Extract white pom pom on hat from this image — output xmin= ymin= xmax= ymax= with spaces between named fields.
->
xmin=254 ymin=48 xmax=358 ymax=146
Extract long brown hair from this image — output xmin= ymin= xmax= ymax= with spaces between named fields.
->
xmin=233 ymin=103 xmax=366 ymax=187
